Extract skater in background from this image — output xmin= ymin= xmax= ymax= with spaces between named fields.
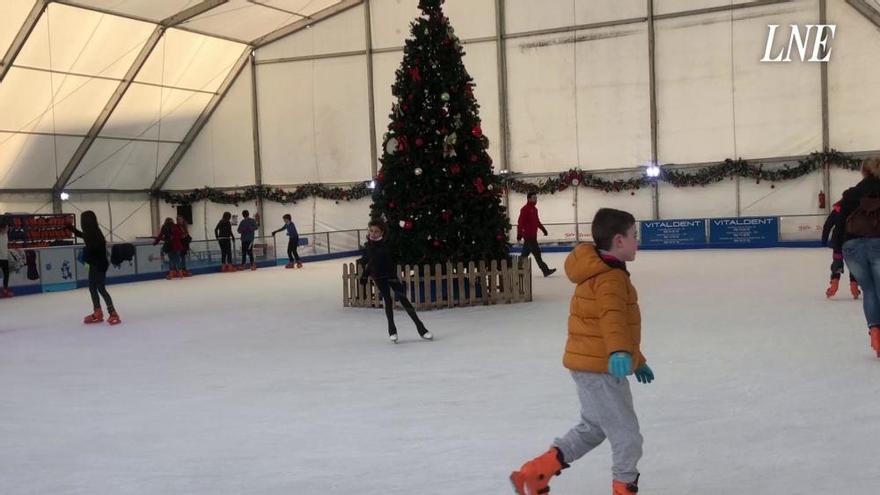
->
xmin=177 ymin=216 xmax=193 ymax=277
xmin=271 ymin=214 xmax=302 ymax=269
xmin=215 ymin=211 xmax=235 ymax=272
xmin=510 ymin=208 xmax=651 ymax=495
xmin=238 ymin=210 xmax=259 ymax=271
xmin=0 ymin=216 xmax=11 ymax=298
xmin=822 ymin=201 xmax=859 ymax=299
xmin=838 ymin=156 xmax=880 ymax=357
xmin=517 ymin=191 xmax=556 ymax=277
xmin=359 ymin=219 xmax=432 ymax=343
xmin=66 ymin=211 xmax=120 ymax=325
xmin=154 ymin=217 xmax=184 ymax=279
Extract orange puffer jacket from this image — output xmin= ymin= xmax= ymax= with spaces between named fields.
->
xmin=562 ymin=243 xmax=646 ymax=373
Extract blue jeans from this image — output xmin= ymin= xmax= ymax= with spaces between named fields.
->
xmin=843 ymin=238 xmax=880 ymax=328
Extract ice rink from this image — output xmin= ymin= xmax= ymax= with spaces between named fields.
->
xmin=2 ymin=248 xmax=878 ymax=494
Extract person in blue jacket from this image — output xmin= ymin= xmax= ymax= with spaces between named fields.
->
xmin=272 ymin=214 xmax=303 ymax=269
xmin=237 ymin=210 xmax=259 ymax=271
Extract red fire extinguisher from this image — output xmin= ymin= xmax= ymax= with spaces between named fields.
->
xmin=819 ymin=190 xmax=826 ymax=209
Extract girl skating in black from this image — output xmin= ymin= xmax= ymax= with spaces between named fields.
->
xmin=67 ymin=211 xmax=120 ymax=325
xmin=359 ymin=219 xmax=431 ymax=343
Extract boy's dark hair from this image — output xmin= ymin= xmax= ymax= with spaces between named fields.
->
xmin=527 ymin=191 xmax=537 ymax=200
xmin=591 ymin=208 xmax=636 ymax=251
xmin=80 ymin=210 xmax=106 ymax=245
xmin=222 ymin=212 xmax=231 ymax=220
xmin=242 ymin=210 xmax=250 ymax=217
xmin=368 ymin=219 xmax=387 ymax=235
xmin=283 ymin=214 xmax=292 ymax=221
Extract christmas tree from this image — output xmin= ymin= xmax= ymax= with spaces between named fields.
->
xmin=370 ymin=0 xmax=510 ymax=265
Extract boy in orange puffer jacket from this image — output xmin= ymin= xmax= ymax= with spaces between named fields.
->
xmin=510 ymin=208 xmax=652 ymax=495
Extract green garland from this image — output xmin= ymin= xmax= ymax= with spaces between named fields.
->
xmin=155 ymin=183 xmax=371 ymax=205
xmin=504 ymin=149 xmax=862 ymax=195
xmin=156 ymin=150 xmax=863 ymax=204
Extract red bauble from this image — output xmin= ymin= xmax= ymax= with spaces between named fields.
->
xmin=450 ymin=164 xmax=461 ymax=175
xmin=496 ymin=234 xmax=504 ymax=241
xmin=472 ymin=126 xmax=483 ymax=138
xmin=409 ymin=67 xmax=421 ymax=82
xmin=404 ymin=220 xmax=414 ymax=230
xmin=469 ymin=154 xmax=479 ymax=163
xmin=433 ymin=239 xmax=442 ymax=247
xmin=388 ymin=201 xmax=396 ymax=209
xmin=473 ymin=177 xmax=485 ymax=193
xmin=377 ymin=170 xmax=385 ymax=181
xmin=415 ymin=137 xmax=424 ymax=147
xmin=441 ymin=211 xmax=451 ymax=221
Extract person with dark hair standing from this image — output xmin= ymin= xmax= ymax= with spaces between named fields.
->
xmin=66 ymin=211 xmax=120 ymax=325
xmin=215 ymin=212 xmax=235 ymax=272
xmin=359 ymin=219 xmax=432 ymax=343
xmin=177 ymin=216 xmax=193 ymax=278
xmin=238 ymin=210 xmax=259 ymax=271
xmin=0 ymin=218 xmax=11 ymax=298
xmin=271 ymin=213 xmax=302 ymax=269
xmin=154 ymin=217 xmax=184 ymax=279
xmin=517 ymin=191 xmax=556 ymax=277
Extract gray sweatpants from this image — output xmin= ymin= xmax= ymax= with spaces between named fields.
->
xmin=552 ymin=370 xmax=643 ymax=483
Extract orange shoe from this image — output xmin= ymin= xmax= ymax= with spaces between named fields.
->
xmin=166 ymin=270 xmax=178 ymax=280
xmin=510 ymin=447 xmax=568 ymax=495
xmin=612 ymin=476 xmax=640 ymax=495
xmin=826 ymin=278 xmax=840 ymax=298
xmin=851 ymin=281 xmax=861 ymax=300
xmin=870 ymin=326 xmax=880 ymax=357
xmin=296 ymin=262 xmax=303 ymax=268
xmin=182 ymin=270 xmax=193 ymax=278
xmin=107 ymin=311 xmax=121 ymax=326
xmin=84 ymin=309 xmax=104 ymax=324
xmin=251 ymin=263 xmax=257 ymax=271
xmin=285 ymin=262 xmax=295 ymax=269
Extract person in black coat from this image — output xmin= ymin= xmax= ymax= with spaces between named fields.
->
xmin=215 ymin=212 xmax=235 ymax=272
xmin=822 ymin=201 xmax=859 ymax=299
xmin=359 ymin=219 xmax=432 ymax=343
xmin=66 ymin=210 xmax=120 ymax=325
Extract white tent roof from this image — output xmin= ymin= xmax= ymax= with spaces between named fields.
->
xmin=0 ymin=0 xmax=351 ymax=192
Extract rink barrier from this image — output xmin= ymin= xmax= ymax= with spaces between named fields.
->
xmin=342 ymin=256 xmax=533 ymax=310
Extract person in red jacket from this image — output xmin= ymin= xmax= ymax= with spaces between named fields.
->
xmin=153 ymin=217 xmax=185 ymax=279
xmin=517 ymin=192 xmax=556 ymax=277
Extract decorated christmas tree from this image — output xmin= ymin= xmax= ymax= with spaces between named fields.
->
xmin=370 ymin=0 xmax=510 ymax=265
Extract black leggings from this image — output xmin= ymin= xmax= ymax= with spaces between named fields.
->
xmin=374 ymin=278 xmax=422 ymax=335
xmin=521 ymin=238 xmax=552 ymax=275
xmin=89 ymin=268 xmax=114 ymax=312
xmin=1 ymin=259 xmax=8 ymax=289
xmin=218 ymin=239 xmax=232 ymax=264
xmin=287 ymin=238 xmax=301 ymax=263
xmin=241 ymin=240 xmax=254 ymax=265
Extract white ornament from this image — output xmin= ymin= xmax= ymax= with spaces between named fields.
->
xmin=385 ymin=137 xmax=398 ymax=154
xmin=441 ymin=92 xmax=450 ymax=101
xmin=414 ymin=168 xmax=423 ymax=176
xmin=399 ymin=220 xmax=406 ymax=227
xmin=571 ymin=178 xmax=580 ymax=186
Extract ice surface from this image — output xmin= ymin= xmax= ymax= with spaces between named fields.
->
xmin=1 ymin=249 xmax=878 ymax=494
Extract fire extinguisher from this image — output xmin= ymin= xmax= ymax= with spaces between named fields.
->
xmin=819 ymin=190 xmax=826 ymax=209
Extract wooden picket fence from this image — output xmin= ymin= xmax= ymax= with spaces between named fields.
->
xmin=342 ymin=256 xmax=532 ymax=310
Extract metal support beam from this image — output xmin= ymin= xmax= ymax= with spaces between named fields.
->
xmin=647 ymin=0 xmax=660 ymax=220
xmin=495 ymin=0 xmax=510 ymax=173
xmin=653 ymin=0 xmax=792 ymax=21
xmin=53 ymin=26 xmax=165 ymax=194
xmin=253 ymin=0 xmax=363 ymax=47
xmin=150 ymin=196 xmax=160 ymax=236
xmin=365 ymin=0 xmax=378 ymax=177
xmin=846 ymin=0 xmax=880 ymax=29
xmin=1 ymin=0 xmax=48 ymax=83
xmin=150 ymin=48 xmax=253 ymax=191
xmin=161 ymin=0 xmax=228 ymax=27
xmin=820 ymin=0 xmax=832 ymax=212
xmin=250 ymin=52 xmax=265 ymax=237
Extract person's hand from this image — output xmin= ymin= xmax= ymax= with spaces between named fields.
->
xmin=541 ymin=227 xmax=549 ymax=236
xmin=831 ymin=252 xmax=844 ymax=274
xmin=634 ymin=363 xmax=654 ymax=384
xmin=608 ymin=352 xmax=633 ymax=378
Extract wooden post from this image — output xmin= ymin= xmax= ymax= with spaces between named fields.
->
xmin=446 ymin=262 xmax=454 ymax=308
xmin=343 ymin=263 xmax=350 ymax=307
xmin=456 ymin=261 xmax=465 ymax=307
xmin=435 ymin=263 xmax=443 ymax=309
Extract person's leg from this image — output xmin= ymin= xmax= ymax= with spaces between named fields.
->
xmin=88 ymin=268 xmax=101 ymax=310
xmin=0 ymin=260 xmax=9 ymax=289
xmin=241 ymin=241 xmax=249 ymax=266
xmin=526 ymin=238 xmax=552 ymax=275
xmin=844 ymin=239 xmax=879 ymax=326
xmin=389 ymin=280 xmax=428 ymax=335
xmin=95 ymin=269 xmax=114 ymax=312
xmin=375 ymin=279 xmax=397 ymax=336
xmin=287 ymin=238 xmax=295 ymax=263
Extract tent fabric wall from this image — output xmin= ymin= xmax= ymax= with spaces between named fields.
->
xmin=256 ymin=3 xmax=366 ymax=61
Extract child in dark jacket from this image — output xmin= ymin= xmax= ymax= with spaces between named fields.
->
xmin=238 ymin=210 xmax=259 ymax=270
xmin=66 ymin=211 xmax=120 ymax=325
xmin=359 ymin=219 xmax=432 ymax=343
xmin=822 ymin=201 xmax=860 ymax=299
xmin=215 ymin=212 xmax=235 ymax=272
xmin=271 ymin=214 xmax=302 ymax=269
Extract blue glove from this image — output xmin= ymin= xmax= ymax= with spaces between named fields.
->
xmin=608 ymin=352 xmax=633 ymax=378
xmin=634 ymin=363 xmax=654 ymax=384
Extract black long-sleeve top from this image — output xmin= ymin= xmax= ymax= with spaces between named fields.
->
xmin=214 ymin=220 xmax=234 ymax=241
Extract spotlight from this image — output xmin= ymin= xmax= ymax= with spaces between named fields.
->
xmin=60 ymin=192 xmax=70 ymax=201
xmin=368 ymin=180 xmax=376 ymax=189
xmin=646 ymin=163 xmax=661 ymax=178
